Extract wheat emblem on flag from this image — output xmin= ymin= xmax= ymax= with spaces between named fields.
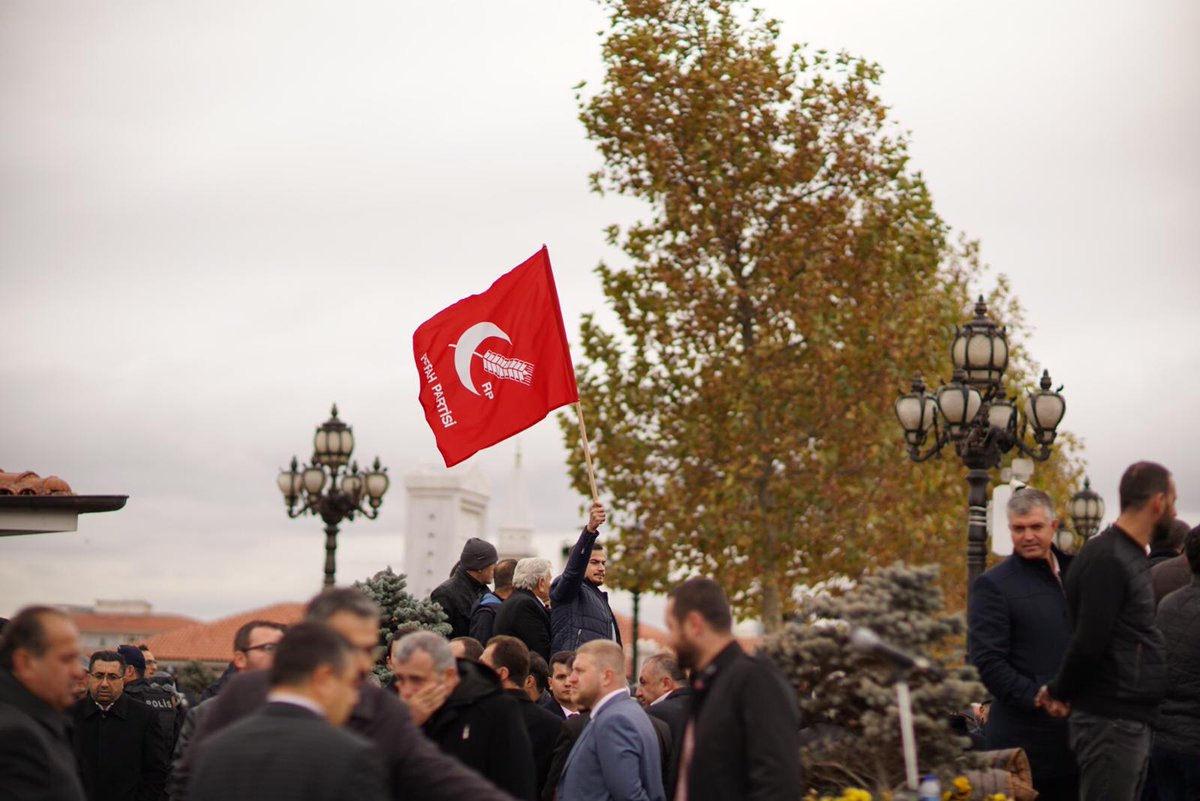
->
xmin=449 ymin=321 xmax=536 ymax=397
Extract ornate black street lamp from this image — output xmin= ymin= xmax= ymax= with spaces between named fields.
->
xmin=1069 ymin=477 xmax=1105 ymax=539
xmin=894 ymin=297 xmax=1067 ymax=595
xmin=277 ymin=404 xmax=390 ymax=588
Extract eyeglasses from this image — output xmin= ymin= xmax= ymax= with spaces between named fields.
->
xmin=241 ymin=643 xmax=279 ymax=654
xmin=90 ymin=672 xmax=122 ymax=683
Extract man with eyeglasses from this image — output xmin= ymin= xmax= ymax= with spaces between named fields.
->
xmin=168 ymin=621 xmax=286 ymax=800
xmin=550 ymin=502 xmax=621 ymax=654
xmin=70 ymin=649 xmax=170 ymax=801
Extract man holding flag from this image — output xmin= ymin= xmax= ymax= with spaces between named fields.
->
xmin=414 ymin=245 xmax=620 ymax=655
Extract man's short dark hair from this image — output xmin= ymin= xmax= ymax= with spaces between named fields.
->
xmin=1185 ymin=527 xmax=1200 ymax=576
xmin=529 ymin=652 xmax=550 ymax=693
xmin=1152 ymin=519 xmax=1190 ymax=553
xmin=268 ymin=622 xmax=352 ymax=688
xmin=644 ymin=652 xmax=685 ymax=683
xmin=0 ymin=606 xmax=69 ymax=670
xmin=549 ymin=650 xmax=575 ymax=671
xmin=138 ymin=644 xmax=150 ymax=652
xmin=494 ymin=559 xmax=518 ymax=592
xmin=668 ymin=577 xmax=733 ymax=633
xmin=590 ymin=543 xmax=606 ymax=553
xmin=89 ymin=650 xmax=125 ymax=672
xmin=233 ymin=620 xmax=288 ymax=653
xmin=304 ymin=587 xmax=381 ymax=623
xmin=1119 ymin=461 xmax=1172 ymax=512
xmin=451 ymin=636 xmax=484 ymax=662
xmin=485 ymin=635 xmax=531 ymax=685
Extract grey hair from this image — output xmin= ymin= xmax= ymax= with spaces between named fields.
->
xmin=1007 ymin=488 xmax=1056 ymax=522
xmin=391 ymin=630 xmax=455 ymax=672
xmin=304 ymin=587 xmax=381 ymax=623
xmin=512 ymin=558 xmax=552 ymax=591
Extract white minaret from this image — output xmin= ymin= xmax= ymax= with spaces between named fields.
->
xmin=403 ymin=465 xmax=490 ymax=598
xmin=497 ymin=441 xmax=536 ymax=560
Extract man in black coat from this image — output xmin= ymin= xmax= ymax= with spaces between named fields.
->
xmin=1040 ymin=461 xmax=1174 ymax=801
xmin=1150 ymin=526 xmax=1200 ymax=800
xmin=968 ymin=488 xmax=1076 ymax=800
xmin=117 ymin=644 xmax=182 ymax=752
xmin=495 ymin=558 xmax=553 ymax=662
xmin=71 ymin=650 xmax=169 ymax=801
xmin=482 ymin=636 xmax=562 ymax=794
xmin=666 ymin=577 xmax=801 ymax=801
xmin=432 ymin=538 xmax=499 ymax=639
xmin=183 ymin=588 xmax=517 ymax=801
xmin=539 ymin=652 xmax=578 ymax=720
xmin=392 ymin=630 xmax=536 ymax=800
xmin=190 ymin=622 xmax=388 ymax=801
xmin=638 ymin=653 xmax=692 ymax=799
xmin=0 ymin=606 xmax=88 ymax=801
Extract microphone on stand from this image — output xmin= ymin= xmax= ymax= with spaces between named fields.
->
xmin=848 ymin=627 xmax=931 ymax=672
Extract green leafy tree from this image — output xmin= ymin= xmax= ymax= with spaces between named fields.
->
xmin=354 ymin=567 xmax=451 ymax=682
xmin=561 ymin=0 xmax=1082 ymax=629
xmin=172 ymin=660 xmax=216 ymax=697
xmin=761 ymin=562 xmax=984 ymax=794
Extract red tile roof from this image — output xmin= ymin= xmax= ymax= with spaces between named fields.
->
xmin=0 ymin=470 xmax=73 ymax=496
xmin=142 ymin=604 xmax=676 ymax=664
xmin=145 ymin=603 xmax=304 ymax=662
xmin=68 ymin=612 xmax=195 ymax=636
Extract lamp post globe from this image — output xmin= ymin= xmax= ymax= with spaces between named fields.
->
xmin=1069 ymin=477 xmax=1105 ymax=540
xmin=278 ymin=404 xmax=389 ymax=587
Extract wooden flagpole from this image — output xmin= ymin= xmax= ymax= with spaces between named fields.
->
xmin=574 ymin=402 xmax=600 ymax=503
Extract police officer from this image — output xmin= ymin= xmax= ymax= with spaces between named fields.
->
xmin=117 ymin=643 xmax=183 ymax=748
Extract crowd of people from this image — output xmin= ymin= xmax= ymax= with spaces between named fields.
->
xmin=4 ymin=461 xmax=1197 ymax=801
xmin=0 ymin=502 xmax=802 ymax=801
xmin=968 ymin=460 xmax=1198 ymax=801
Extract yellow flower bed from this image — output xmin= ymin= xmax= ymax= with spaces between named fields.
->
xmin=803 ymin=777 xmax=1009 ymax=801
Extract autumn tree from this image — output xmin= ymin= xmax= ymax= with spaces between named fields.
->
xmin=561 ymin=0 xmax=1082 ymax=630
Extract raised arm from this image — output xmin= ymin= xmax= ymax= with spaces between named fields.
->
xmin=550 ymin=503 xmax=605 ymax=605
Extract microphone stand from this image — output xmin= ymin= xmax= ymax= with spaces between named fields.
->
xmin=891 ymin=667 xmax=919 ymax=792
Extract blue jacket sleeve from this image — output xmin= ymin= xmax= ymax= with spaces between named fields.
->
xmin=595 ymin=713 xmax=661 ymax=801
xmin=967 ymin=573 xmax=1039 ymax=710
xmin=550 ymin=527 xmax=598 ymax=606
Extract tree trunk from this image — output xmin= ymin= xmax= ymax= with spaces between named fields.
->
xmin=761 ymin=572 xmax=784 ymax=633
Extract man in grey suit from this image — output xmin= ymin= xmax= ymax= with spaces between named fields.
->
xmin=189 ymin=622 xmax=388 ymax=801
xmin=557 ymin=640 xmax=665 ymax=801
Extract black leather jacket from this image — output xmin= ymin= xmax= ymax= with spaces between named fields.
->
xmin=1049 ymin=525 xmax=1167 ymax=723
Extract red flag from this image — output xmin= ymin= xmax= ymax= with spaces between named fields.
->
xmin=412 ymin=246 xmax=580 ymax=467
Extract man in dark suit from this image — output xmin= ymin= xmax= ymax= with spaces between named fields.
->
xmin=392 ymin=630 xmax=536 ymax=800
xmin=0 ymin=606 xmax=88 ymax=801
xmin=557 ymin=640 xmax=665 ymax=801
xmin=495 ymin=558 xmax=554 ymax=662
xmin=968 ymin=488 xmax=1077 ymax=800
xmin=190 ymin=621 xmax=387 ymax=801
xmin=182 ymin=587 xmax=517 ymax=801
xmin=638 ymin=653 xmax=690 ymax=798
xmin=666 ymin=578 xmax=801 ymax=801
xmin=540 ymin=652 xmax=578 ymax=720
xmin=70 ymin=649 xmax=169 ymax=801
xmin=482 ymin=636 xmax=563 ymax=794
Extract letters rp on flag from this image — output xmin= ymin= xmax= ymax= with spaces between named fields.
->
xmin=412 ymin=246 xmax=580 ymax=467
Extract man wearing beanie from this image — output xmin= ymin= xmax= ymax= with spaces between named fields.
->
xmin=431 ymin=538 xmax=499 ymax=639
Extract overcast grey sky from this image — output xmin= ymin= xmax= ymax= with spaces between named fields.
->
xmin=3 ymin=1 xmax=1197 ymax=620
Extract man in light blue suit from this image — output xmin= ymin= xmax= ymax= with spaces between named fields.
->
xmin=557 ymin=640 xmax=665 ymax=801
